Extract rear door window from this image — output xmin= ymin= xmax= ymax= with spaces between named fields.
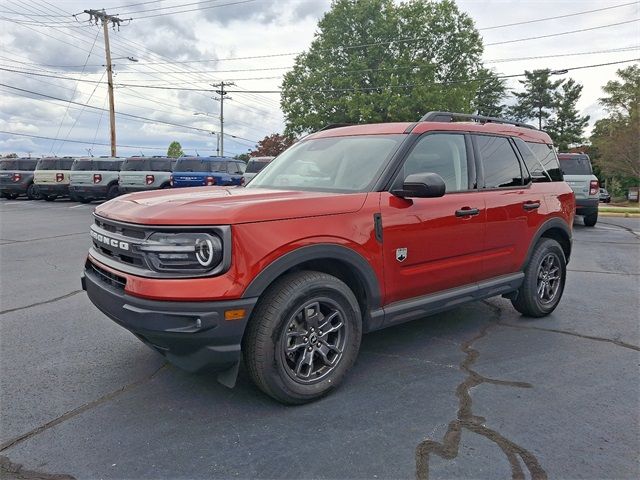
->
xmin=558 ymin=155 xmax=592 ymax=175
xmin=475 ymin=135 xmax=525 ymax=188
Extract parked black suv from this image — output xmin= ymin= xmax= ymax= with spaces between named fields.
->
xmin=0 ymin=158 xmax=40 ymax=200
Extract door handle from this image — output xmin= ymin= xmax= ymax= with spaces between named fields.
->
xmin=523 ymin=201 xmax=541 ymax=211
xmin=455 ymin=207 xmax=480 ymax=217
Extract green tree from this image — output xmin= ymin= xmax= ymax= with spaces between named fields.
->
xmin=509 ymin=69 xmax=563 ymax=129
xmin=234 ymin=153 xmax=250 ymax=161
xmin=2 ymin=153 xmax=18 ymax=158
xmin=599 ymin=64 xmax=640 ymax=119
xmin=473 ymin=68 xmax=507 ymax=117
xmin=167 ymin=141 xmax=184 ymax=158
xmin=590 ymin=65 xmax=640 ymax=182
xmin=546 ymin=79 xmax=589 ymax=150
xmin=281 ymin=0 xmax=484 ymax=135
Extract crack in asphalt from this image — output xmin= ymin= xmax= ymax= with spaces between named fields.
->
xmin=415 ymin=303 xmax=546 ymax=480
xmin=0 ymin=456 xmax=75 ymax=480
xmin=568 ymin=268 xmax=640 ymax=276
xmin=362 ymin=350 xmax=458 ymax=369
xmin=497 ymin=322 xmax=640 ymax=352
xmin=0 ymin=232 xmax=86 ymax=246
xmin=599 ymin=220 xmax=640 ymax=239
xmin=0 ymin=363 xmax=168 ymax=453
xmin=0 ymin=291 xmax=83 ymax=316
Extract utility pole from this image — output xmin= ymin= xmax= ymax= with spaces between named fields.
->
xmin=83 ymin=9 xmax=128 ymax=157
xmin=213 ymin=81 xmax=235 ymax=157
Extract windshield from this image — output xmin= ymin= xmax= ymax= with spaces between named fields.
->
xmin=174 ymin=159 xmax=224 ymax=172
xmin=247 ymin=135 xmax=404 ymax=192
xmin=246 ymin=159 xmax=271 ymax=173
xmin=558 ymin=155 xmax=592 ymax=175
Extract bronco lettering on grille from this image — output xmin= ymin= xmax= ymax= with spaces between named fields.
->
xmin=91 ymin=230 xmax=129 ymax=251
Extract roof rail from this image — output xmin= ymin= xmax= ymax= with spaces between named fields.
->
xmin=317 ymin=123 xmax=353 ymax=132
xmin=420 ymin=111 xmax=537 ymax=130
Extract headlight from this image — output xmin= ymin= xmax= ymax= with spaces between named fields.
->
xmin=139 ymin=232 xmax=223 ymax=273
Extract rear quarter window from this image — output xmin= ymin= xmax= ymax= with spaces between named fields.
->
xmin=558 ymin=155 xmax=593 ymax=175
xmin=516 ymin=140 xmax=563 ymax=182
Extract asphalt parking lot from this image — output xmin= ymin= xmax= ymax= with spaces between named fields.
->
xmin=1 ymin=197 xmax=638 ymax=479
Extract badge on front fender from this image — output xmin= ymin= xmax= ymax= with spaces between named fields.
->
xmin=396 ymin=248 xmax=407 ymax=262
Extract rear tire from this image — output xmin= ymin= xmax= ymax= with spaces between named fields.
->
xmin=243 ymin=271 xmax=362 ymax=404
xmin=3 ymin=193 xmax=18 ymax=200
xmin=583 ymin=211 xmax=598 ymax=227
xmin=79 ymin=197 xmax=91 ymax=204
xmin=511 ymin=238 xmax=566 ymax=317
xmin=107 ymin=184 xmax=119 ymax=199
xmin=26 ymin=183 xmax=40 ymax=200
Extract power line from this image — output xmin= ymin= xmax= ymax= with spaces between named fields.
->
xmin=118 ymin=0 xmax=231 ymax=16
xmin=0 ymin=129 xmax=172 ymax=150
xmin=128 ymin=0 xmax=256 ymax=19
xmin=49 ymin=29 xmax=101 ymax=154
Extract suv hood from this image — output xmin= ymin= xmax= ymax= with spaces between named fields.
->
xmin=95 ymin=186 xmax=368 ymax=225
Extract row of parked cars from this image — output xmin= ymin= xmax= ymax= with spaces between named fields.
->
xmin=0 ymin=155 xmax=274 ymax=202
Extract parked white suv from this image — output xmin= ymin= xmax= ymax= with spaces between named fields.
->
xmin=558 ymin=153 xmax=599 ymax=227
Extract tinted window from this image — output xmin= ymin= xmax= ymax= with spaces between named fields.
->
xmin=518 ymin=141 xmax=563 ymax=182
xmin=174 ymin=158 xmax=207 ymax=172
xmin=0 ymin=160 xmax=18 ymax=170
xmin=18 ymin=159 xmax=38 ymax=170
xmin=558 ymin=155 xmax=592 ymax=175
xmin=475 ymin=135 xmax=524 ymax=188
xmin=228 ymin=162 xmax=245 ymax=174
xmin=59 ymin=158 xmax=74 ymax=170
xmin=36 ymin=158 xmax=58 ymax=170
xmin=72 ymin=159 xmax=94 ymax=171
xmin=121 ymin=159 xmax=148 ymax=171
xmin=149 ymin=158 xmax=171 ymax=171
xmin=396 ymin=133 xmax=469 ymax=192
xmin=246 ymin=159 xmax=270 ymax=173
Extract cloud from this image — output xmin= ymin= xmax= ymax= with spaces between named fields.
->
xmin=201 ymin=0 xmax=329 ymax=26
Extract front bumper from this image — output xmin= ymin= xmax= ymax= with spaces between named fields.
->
xmin=37 ymin=184 xmax=69 ymax=196
xmin=70 ymin=184 xmax=109 ymax=197
xmin=82 ymin=260 xmax=257 ymax=373
xmin=575 ymin=198 xmax=598 ymax=216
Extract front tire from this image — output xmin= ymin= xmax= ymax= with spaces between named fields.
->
xmin=243 ymin=271 xmax=362 ymax=404
xmin=583 ymin=211 xmax=598 ymax=227
xmin=511 ymin=238 xmax=567 ymax=317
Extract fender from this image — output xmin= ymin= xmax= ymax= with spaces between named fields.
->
xmin=242 ymin=243 xmax=382 ymax=310
xmin=522 ymin=217 xmax=572 ymax=269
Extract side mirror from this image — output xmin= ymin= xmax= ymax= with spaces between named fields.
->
xmin=392 ymin=172 xmax=446 ymax=198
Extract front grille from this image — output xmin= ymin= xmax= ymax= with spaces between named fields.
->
xmin=95 ymin=217 xmax=146 ymax=239
xmin=86 ymin=260 xmax=126 ymax=290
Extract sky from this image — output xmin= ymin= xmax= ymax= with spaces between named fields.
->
xmin=0 ymin=0 xmax=638 ymax=158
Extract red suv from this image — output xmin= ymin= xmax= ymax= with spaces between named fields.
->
xmin=82 ymin=112 xmax=575 ymax=404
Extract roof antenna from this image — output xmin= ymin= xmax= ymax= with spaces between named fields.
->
xmin=195 ymin=149 xmax=200 ymax=157
xmin=86 ymin=148 xmax=94 ymax=157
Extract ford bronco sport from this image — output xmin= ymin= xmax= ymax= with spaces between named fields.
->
xmin=70 ymin=156 xmax=124 ymax=203
xmin=0 ymin=157 xmax=40 ymax=200
xmin=34 ymin=157 xmax=75 ymax=201
xmin=118 ymin=156 xmax=176 ymax=193
xmin=82 ymin=112 xmax=575 ymax=404
xmin=170 ymin=156 xmax=245 ymax=188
